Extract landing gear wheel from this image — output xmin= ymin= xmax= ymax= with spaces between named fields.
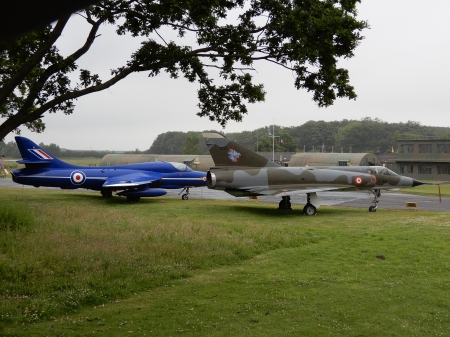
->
xmin=303 ymin=203 xmax=317 ymax=216
xmin=182 ymin=194 xmax=189 ymax=200
xmin=278 ymin=196 xmax=291 ymax=210
xmin=369 ymin=190 xmax=381 ymax=212
xmin=127 ymin=196 xmax=140 ymax=202
xmin=101 ymin=189 xmax=113 ymax=198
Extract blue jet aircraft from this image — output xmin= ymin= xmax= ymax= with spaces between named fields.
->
xmin=11 ymin=136 xmax=207 ymax=201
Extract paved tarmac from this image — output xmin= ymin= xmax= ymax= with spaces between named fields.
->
xmin=1 ymin=176 xmax=448 ymax=212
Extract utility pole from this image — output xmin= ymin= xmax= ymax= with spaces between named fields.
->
xmin=269 ymin=121 xmax=280 ymax=162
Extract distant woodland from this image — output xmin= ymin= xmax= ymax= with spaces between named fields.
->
xmin=148 ymin=118 xmax=450 ymax=155
xmin=2 ymin=118 xmax=450 ymax=158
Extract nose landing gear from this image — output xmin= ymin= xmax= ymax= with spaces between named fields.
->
xmin=369 ymin=190 xmax=381 ymax=212
xmin=180 ymin=187 xmax=190 ymax=200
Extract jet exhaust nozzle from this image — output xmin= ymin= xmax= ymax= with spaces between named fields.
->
xmin=207 ymin=171 xmax=216 ymax=189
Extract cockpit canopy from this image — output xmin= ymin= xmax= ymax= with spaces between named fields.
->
xmin=169 ymin=162 xmax=193 ymax=172
xmin=368 ymin=167 xmax=397 ymax=176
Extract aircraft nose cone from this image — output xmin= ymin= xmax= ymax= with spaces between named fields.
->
xmin=412 ymin=179 xmax=425 ymax=187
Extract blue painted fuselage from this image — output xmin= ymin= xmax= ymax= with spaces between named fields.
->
xmin=12 ymin=162 xmax=206 ymax=190
xmin=11 ymin=136 xmax=207 ymax=200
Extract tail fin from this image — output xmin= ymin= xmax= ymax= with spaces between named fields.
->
xmin=202 ymin=132 xmax=279 ymax=168
xmin=15 ymin=136 xmax=74 ymax=168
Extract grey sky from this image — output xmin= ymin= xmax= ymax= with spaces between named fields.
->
xmin=4 ymin=0 xmax=450 ymax=150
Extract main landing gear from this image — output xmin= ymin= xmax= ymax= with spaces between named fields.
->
xmin=303 ymin=193 xmax=317 ymax=216
xmin=101 ymin=189 xmax=113 ymax=198
xmin=278 ymin=196 xmax=292 ymax=209
xmin=179 ymin=187 xmax=190 ymax=200
xmin=278 ymin=193 xmax=318 ymax=215
xmin=369 ymin=190 xmax=381 ymax=212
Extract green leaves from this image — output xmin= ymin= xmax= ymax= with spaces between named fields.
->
xmin=197 ymin=73 xmax=265 ymax=127
xmin=0 ymin=0 xmax=367 ymax=139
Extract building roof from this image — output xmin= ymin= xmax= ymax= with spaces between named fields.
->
xmin=288 ymin=153 xmax=380 ymax=167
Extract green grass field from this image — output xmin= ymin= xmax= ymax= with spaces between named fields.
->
xmin=1 ymin=187 xmax=450 ymax=336
xmin=398 ymin=182 xmax=450 ymax=198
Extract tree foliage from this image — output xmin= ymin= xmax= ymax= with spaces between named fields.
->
xmin=150 ymin=119 xmax=450 ymax=155
xmin=0 ymin=0 xmax=367 ymax=140
xmin=182 ymin=133 xmax=201 ymax=155
xmin=147 ymin=131 xmax=210 ymax=154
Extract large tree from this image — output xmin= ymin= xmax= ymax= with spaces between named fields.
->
xmin=0 ymin=0 xmax=367 ymax=141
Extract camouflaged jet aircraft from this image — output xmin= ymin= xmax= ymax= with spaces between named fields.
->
xmin=203 ymin=132 xmax=425 ymax=215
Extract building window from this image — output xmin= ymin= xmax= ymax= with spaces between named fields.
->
xmin=400 ymin=144 xmax=414 ymax=153
xmin=418 ymin=165 xmax=432 ymax=174
xmin=400 ymin=165 xmax=413 ymax=174
xmin=437 ymin=144 xmax=450 ymax=153
xmin=437 ymin=165 xmax=450 ymax=175
xmin=418 ymin=144 xmax=432 ymax=153
xmin=338 ymin=160 xmax=348 ymax=166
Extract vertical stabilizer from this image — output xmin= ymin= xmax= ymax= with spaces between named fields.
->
xmin=202 ymin=132 xmax=279 ymax=168
xmin=15 ymin=136 xmax=74 ymax=168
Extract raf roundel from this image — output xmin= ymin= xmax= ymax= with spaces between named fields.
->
xmin=70 ymin=171 xmax=86 ymax=185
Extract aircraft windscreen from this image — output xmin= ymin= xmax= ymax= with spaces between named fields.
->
xmin=170 ymin=162 xmax=193 ymax=172
xmin=369 ymin=167 xmax=398 ymax=176
xmin=379 ymin=168 xmax=397 ymax=176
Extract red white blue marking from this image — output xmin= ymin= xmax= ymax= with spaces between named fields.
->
xmin=354 ymin=176 xmax=363 ymax=185
xmin=28 ymin=149 xmax=53 ymax=160
xmin=70 ymin=171 xmax=86 ymax=185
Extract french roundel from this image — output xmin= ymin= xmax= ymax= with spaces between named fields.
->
xmin=70 ymin=171 xmax=86 ymax=185
xmin=354 ymin=176 xmax=363 ymax=185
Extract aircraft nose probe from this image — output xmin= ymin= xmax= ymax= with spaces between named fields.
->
xmin=412 ymin=179 xmax=425 ymax=187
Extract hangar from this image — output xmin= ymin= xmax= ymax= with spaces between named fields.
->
xmin=100 ymin=152 xmax=382 ymax=171
xmin=288 ymin=153 xmax=381 ymax=167
xmin=100 ymin=154 xmax=215 ymax=172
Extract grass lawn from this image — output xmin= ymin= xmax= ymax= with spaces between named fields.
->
xmin=397 ymin=182 xmax=450 ymax=199
xmin=0 ymin=187 xmax=449 ymax=336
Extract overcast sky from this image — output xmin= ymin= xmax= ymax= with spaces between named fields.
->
xmin=4 ymin=0 xmax=450 ymax=151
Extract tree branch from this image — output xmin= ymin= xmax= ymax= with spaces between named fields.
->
xmin=0 ymin=14 xmax=71 ymax=105
xmin=17 ymin=13 xmax=105 ymax=118
xmin=0 ymin=66 xmax=136 ymax=139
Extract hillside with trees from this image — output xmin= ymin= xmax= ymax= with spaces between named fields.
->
xmin=148 ymin=118 xmax=450 ymax=155
xmin=4 ymin=118 xmax=448 ymax=158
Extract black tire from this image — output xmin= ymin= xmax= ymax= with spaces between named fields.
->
xmin=278 ymin=199 xmax=291 ymax=210
xmin=101 ymin=189 xmax=113 ymax=198
xmin=127 ymin=196 xmax=140 ymax=202
xmin=182 ymin=194 xmax=189 ymax=200
xmin=369 ymin=206 xmax=377 ymax=212
xmin=303 ymin=204 xmax=317 ymax=216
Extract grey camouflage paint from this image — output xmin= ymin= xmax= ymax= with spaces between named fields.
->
xmin=203 ymin=132 xmax=424 ymax=214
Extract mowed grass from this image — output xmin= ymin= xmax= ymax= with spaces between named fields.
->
xmin=1 ymin=188 xmax=450 ymax=336
xmin=398 ymin=182 xmax=450 ymax=198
